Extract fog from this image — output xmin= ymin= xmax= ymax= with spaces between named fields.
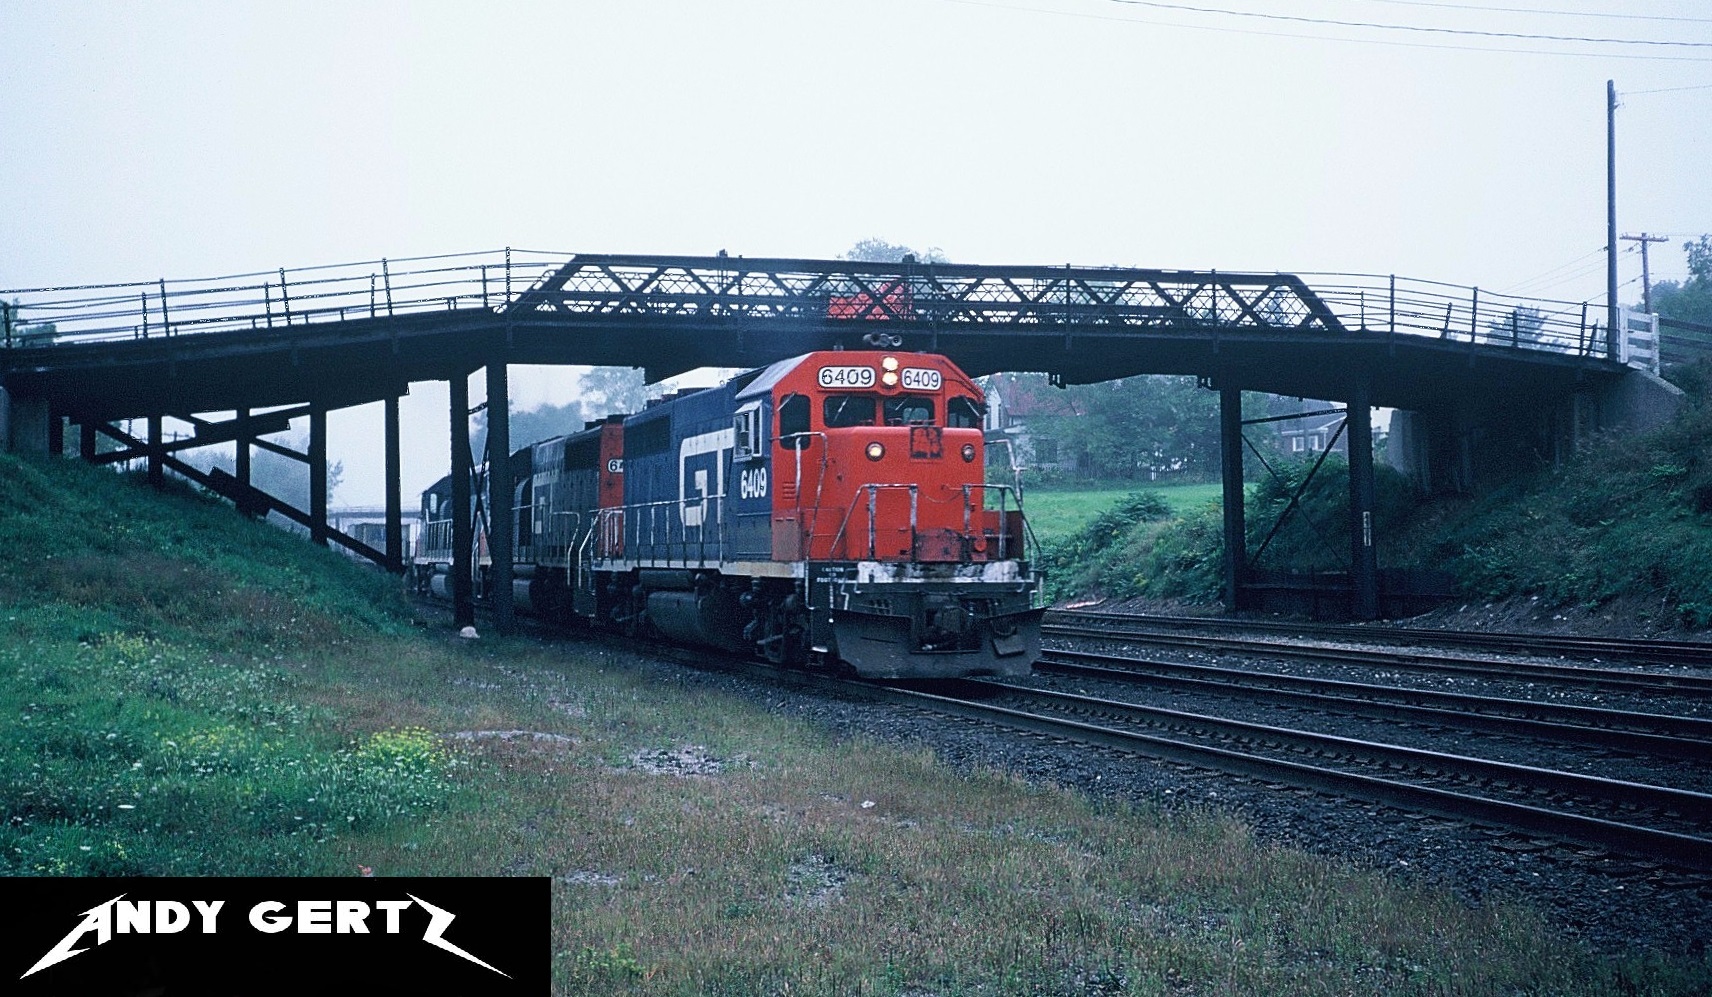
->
xmin=3 ymin=1 xmax=1707 ymax=505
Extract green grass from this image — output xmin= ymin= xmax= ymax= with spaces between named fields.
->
xmin=1022 ymin=481 xmax=1222 ymax=544
xmin=1023 ymin=364 xmax=1712 ymax=625
xmin=3 ymin=453 xmax=1708 ymax=994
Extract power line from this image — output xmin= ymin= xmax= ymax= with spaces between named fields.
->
xmin=1498 ymin=247 xmax=1607 ymax=295
xmin=1106 ymin=0 xmax=1712 ymax=48
xmin=1624 ymin=83 xmax=1712 ymax=95
xmin=943 ymin=0 xmax=1712 ymax=61
xmin=1353 ymin=0 xmax=1712 ymax=27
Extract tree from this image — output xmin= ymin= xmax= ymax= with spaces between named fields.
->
xmin=579 ymin=365 xmax=657 ymax=415
xmin=471 ymin=366 xmax=662 ymax=459
xmin=4 ymin=298 xmax=56 ymax=346
xmin=1020 ymin=374 xmax=1222 ymax=481
xmin=1650 ymin=234 xmax=1712 ymax=327
xmin=1485 ymin=305 xmax=1548 ymax=346
xmin=841 ymin=239 xmax=949 ymax=265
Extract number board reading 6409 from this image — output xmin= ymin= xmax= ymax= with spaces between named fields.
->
xmin=817 ymin=365 xmax=874 ymax=389
xmin=900 ymin=367 xmax=942 ymax=391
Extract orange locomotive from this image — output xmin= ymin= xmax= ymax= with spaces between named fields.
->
xmin=415 ymin=351 xmax=1044 ymax=679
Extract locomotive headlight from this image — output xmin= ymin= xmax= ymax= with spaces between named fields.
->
xmin=881 ymin=356 xmax=900 ymax=371
xmin=866 ymin=441 xmax=885 ymax=461
xmin=881 ymin=370 xmax=899 ymax=387
xmin=961 ymin=443 xmax=977 ymax=462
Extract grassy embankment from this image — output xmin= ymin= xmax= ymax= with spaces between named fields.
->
xmin=2 ymin=454 xmax=1705 ymax=994
xmin=1029 ymin=363 xmax=1712 ymax=624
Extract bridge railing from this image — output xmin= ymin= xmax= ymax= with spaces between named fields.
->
xmin=2 ymin=250 xmax=1618 ymax=364
xmin=0 ymin=249 xmax=570 ymax=345
xmin=1301 ymin=274 xmax=1610 ymax=359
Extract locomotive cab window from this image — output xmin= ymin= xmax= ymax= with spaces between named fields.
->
xmin=947 ymin=396 xmax=984 ymax=429
xmin=883 ymin=397 xmax=934 ymax=426
xmin=823 ymin=394 xmax=876 ymax=428
xmin=733 ymin=403 xmax=764 ymax=461
xmin=778 ymin=394 xmax=811 ymax=450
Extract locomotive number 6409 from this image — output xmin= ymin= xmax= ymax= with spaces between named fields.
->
xmin=818 ymin=365 xmax=875 ymax=388
xmin=739 ymin=466 xmax=769 ymax=500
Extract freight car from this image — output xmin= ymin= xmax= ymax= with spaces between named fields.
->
xmin=412 ymin=350 xmax=1043 ymax=679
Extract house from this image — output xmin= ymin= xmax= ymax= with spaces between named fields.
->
xmin=980 ymin=372 xmax=1081 ymax=475
xmin=1276 ymin=413 xmax=1348 ymax=456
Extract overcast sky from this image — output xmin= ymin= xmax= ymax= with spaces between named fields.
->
xmin=3 ymin=1 xmax=1708 ymax=506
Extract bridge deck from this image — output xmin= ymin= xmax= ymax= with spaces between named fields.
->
xmin=2 ymin=251 xmax=1627 ymax=422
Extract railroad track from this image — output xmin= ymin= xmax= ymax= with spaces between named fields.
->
xmin=1044 ymin=618 xmax=1712 ymax=697
xmin=1036 ymin=649 xmax=1712 ymax=761
xmin=1049 ymin=609 xmax=1712 ymax=668
xmin=865 ymin=678 xmax=1712 ymax=872
xmin=449 ymin=600 xmax=1712 ymax=872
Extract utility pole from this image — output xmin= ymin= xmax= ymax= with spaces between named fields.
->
xmin=1606 ymin=80 xmax=1619 ymax=359
xmin=1621 ymin=232 xmax=1669 ymax=313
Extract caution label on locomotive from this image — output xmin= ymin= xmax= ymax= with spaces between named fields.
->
xmin=818 ymin=365 xmax=875 ymax=389
xmin=900 ymin=367 xmax=941 ymax=391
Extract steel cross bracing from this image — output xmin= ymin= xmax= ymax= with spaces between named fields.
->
xmin=504 ymin=254 xmax=1343 ymax=335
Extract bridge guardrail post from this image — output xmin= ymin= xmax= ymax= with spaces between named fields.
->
xmin=382 ymin=258 xmax=394 ymax=317
xmin=158 ymin=279 xmax=171 ymax=337
xmin=1388 ymin=275 xmax=1395 ymax=335
xmin=1469 ymin=286 xmax=1479 ymax=344
xmin=279 ymin=268 xmax=292 ymax=326
xmin=2 ymin=299 xmax=10 ymax=349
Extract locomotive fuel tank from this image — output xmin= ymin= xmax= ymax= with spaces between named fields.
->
xmin=644 ymin=588 xmax=747 ymax=652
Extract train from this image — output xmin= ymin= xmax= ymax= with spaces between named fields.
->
xmin=411 ymin=350 xmax=1044 ymax=679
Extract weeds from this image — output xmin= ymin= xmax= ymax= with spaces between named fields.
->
xmin=3 ymin=453 xmax=1710 ymax=993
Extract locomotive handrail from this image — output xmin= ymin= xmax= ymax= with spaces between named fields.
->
xmin=826 ymin=483 xmax=931 ymax=562
xmin=960 ymin=483 xmax=1040 ymax=564
xmin=600 ymin=493 xmax=729 ymax=567
xmin=547 ymin=509 xmax=582 ymax=578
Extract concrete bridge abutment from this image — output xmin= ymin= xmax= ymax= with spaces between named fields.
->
xmin=1384 ymin=367 xmax=1685 ymax=495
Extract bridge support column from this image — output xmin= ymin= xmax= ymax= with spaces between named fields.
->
xmin=80 ymin=420 xmax=96 ymax=462
xmin=486 ymin=362 xmax=515 ymax=635
xmin=1219 ymin=385 xmax=1247 ymax=612
xmin=309 ymin=404 xmax=328 ymax=547
xmin=47 ymin=407 xmax=63 ymax=457
xmin=235 ymin=408 xmax=251 ymax=489
xmin=148 ymin=416 xmax=164 ymax=487
xmin=449 ymin=371 xmax=476 ymax=630
xmin=385 ymin=395 xmax=404 ymax=574
xmin=1347 ymin=375 xmax=1379 ymax=620
xmin=3 ymin=391 xmax=51 ymax=455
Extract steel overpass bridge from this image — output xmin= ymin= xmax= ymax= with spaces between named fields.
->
xmin=1 ymin=249 xmax=1687 ymax=624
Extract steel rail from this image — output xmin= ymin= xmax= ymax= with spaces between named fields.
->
xmin=444 ymin=605 xmax=1712 ymax=871
xmin=1037 ymin=650 xmax=1712 ymax=760
xmin=1043 ymin=622 xmax=1712 ymax=696
xmin=963 ymin=681 xmax=1712 ymax=821
xmin=864 ymin=680 xmax=1712 ymax=871
xmin=1049 ymin=609 xmax=1712 ymax=667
